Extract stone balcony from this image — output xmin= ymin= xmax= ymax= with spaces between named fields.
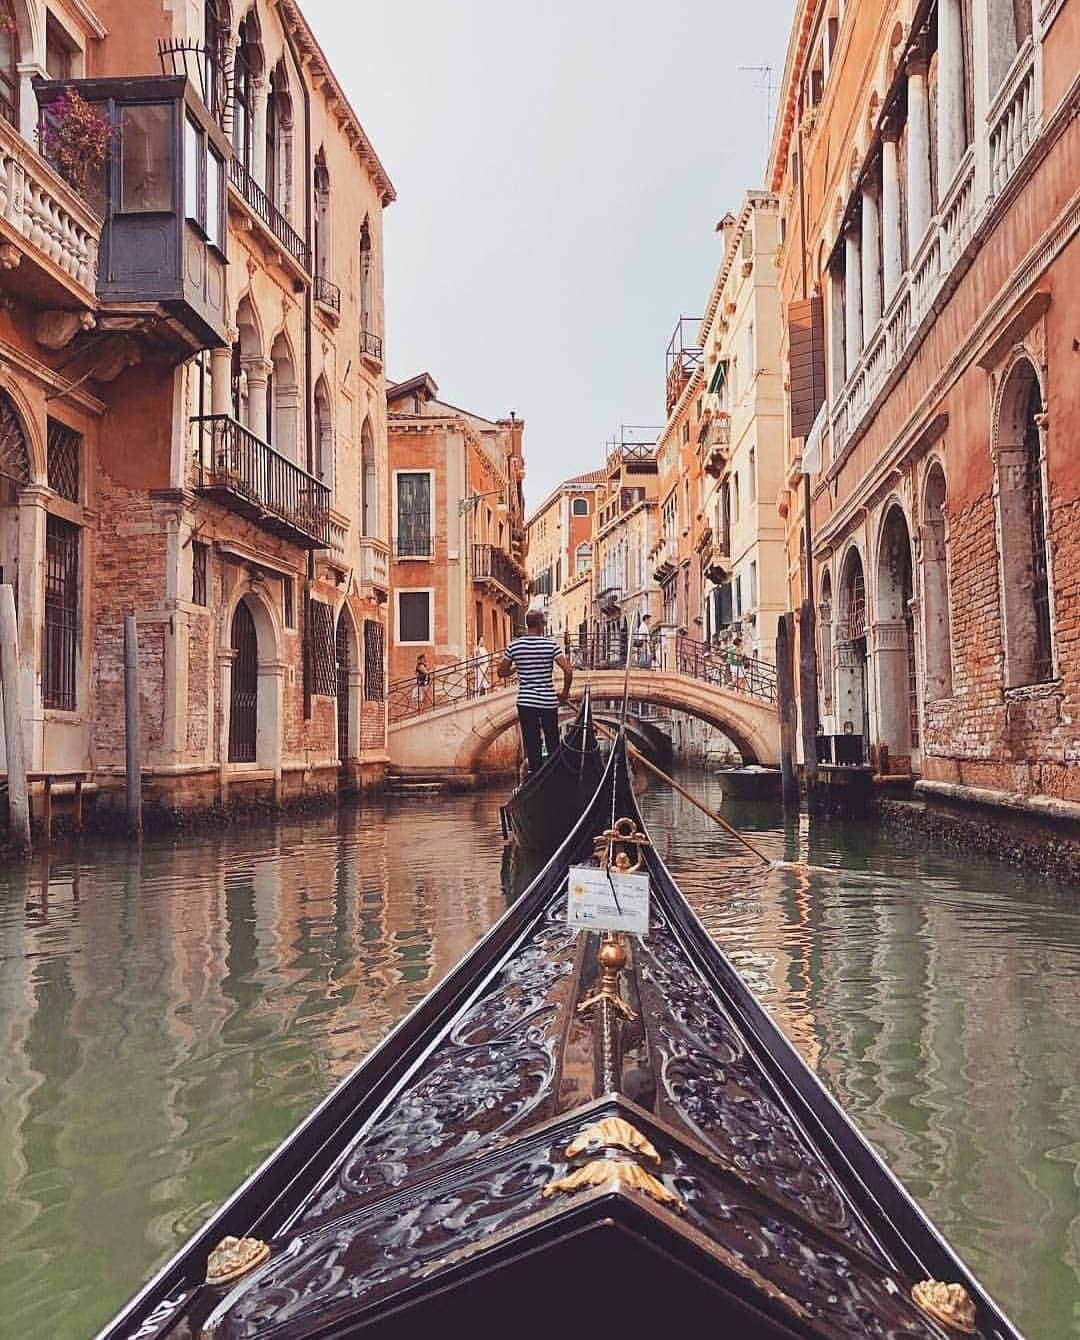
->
xmin=0 ymin=116 xmax=101 ymax=310
xmin=359 ymin=536 xmax=390 ymax=594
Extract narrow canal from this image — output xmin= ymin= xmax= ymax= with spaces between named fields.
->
xmin=0 ymin=774 xmax=1076 ymax=1338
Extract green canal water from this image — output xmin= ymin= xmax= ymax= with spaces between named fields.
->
xmin=0 ymin=774 xmax=1077 ymax=1338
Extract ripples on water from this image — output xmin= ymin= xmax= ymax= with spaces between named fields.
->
xmin=0 ymin=776 xmax=1077 ymax=1338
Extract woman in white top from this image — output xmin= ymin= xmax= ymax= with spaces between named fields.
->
xmin=472 ymin=636 xmax=490 ymax=697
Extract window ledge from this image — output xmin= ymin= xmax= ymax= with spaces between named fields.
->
xmin=1004 ymin=677 xmax=1062 ymax=702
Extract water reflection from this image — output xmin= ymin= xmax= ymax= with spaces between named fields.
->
xmin=0 ymin=777 xmax=1076 ymax=1339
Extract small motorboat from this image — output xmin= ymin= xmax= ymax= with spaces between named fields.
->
xmin=500 ymin=686 xmax=603 ymax=858
xmin=97 ymin=734 xmax=1020 ymax=1340
xmin=716 ymin=763 xmax=783 ymax=800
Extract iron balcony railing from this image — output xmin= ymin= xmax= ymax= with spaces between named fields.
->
xmin=191 ymin=414 xmax=331 ymax=548
xmin=360 ymin=327 xmax=384 ymax=362
xmin=387 ymin=631 xmax=776 ymax=725
xmin=229 ymin=156 xmax=311 ymax=272
xmin=313 ymin=274 xmax=341 ymax=313
xmin=472 ymin=543 xmax=524 ymax=603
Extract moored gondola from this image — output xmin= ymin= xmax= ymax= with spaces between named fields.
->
xmin=98 ymin=734 xmax=1022 ymax=1340
xmin=500 ymin=686 xmax=603 ymax=857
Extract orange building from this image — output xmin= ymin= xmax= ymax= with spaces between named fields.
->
xmin=524 ymin=469 xmax=604 ymax=645
xmin=772 ymin=0 xmax=1080 ymax=813
xmin=385 ymin=374 xmax=526 ymax=687
xmin=0 ymin=0 xmax=394 ymax=818
xmin=651 ymin=318 xmax=706 ymax=640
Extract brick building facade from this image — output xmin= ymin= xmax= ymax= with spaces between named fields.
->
xmin=385 ymin=373 xmax=526 ymax=688
xmin=524 ymin=469 xmax=603 ymax=645
xmin=772 ymin=0 xmax=1080 ymax=813
xmin=0 ymin=0 xmax=395 ymax=820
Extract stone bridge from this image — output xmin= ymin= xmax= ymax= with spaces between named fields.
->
xmin=387 ymin=669 xmax=779 ymax=779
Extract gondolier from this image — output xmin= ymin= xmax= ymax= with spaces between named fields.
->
xmin=497 ymin=609 xmax=573 ymax=774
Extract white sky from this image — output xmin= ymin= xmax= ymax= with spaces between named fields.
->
xmin=304 ymin=0 xmax=793 ymax=510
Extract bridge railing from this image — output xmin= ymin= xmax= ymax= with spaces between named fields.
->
xmin=389 ymin=656 xmax=508 ymax=724
xmin=388 ymin=634 xmax=776 ymax=724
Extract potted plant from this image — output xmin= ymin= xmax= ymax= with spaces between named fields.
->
xmin=37 ymin=86 xmax=114 ymax=194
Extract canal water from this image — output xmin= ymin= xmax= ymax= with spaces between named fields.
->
xmin=0 ymin=775 xmax=1076 ymax=1338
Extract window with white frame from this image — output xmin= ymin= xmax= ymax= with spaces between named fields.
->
xmin=396 ymin=471 xmax=431 ymax=557
xmin=397 ymin=589 xmax=432 ymax=644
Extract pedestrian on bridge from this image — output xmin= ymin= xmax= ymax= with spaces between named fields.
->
xmin=472 ymin=636 xmax=490 ymax=697
xmin=497 ymin=609 xmax=573 ymax=775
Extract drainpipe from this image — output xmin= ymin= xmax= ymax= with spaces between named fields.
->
xmin=281 ymin=8 xmax=315 ymax=723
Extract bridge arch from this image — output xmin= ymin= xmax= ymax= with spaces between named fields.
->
xmin=447 ymin=672 xmax=777 ymax=773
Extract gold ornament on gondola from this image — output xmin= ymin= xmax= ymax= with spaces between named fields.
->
xmin=206 ymin=1236 xmax=271 ymax=1287
xmin=576 ymin=931 xmax=636 ymax=1020
xmin=593 ymin=816 xmax=650 ymax=872
xmin=543 ymin=1158 xmax=684 ymax=1210
xmin=565 ymin=1117 xmax=661 ymax=1165
xmin=911 ymin=1280 xmax=977 ymax=1334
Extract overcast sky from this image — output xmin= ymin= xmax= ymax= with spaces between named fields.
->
xmin=304 ymin=0 xmax=792 ymax=511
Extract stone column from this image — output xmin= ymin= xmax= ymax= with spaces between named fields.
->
xmin=217 ymin=648 xmax=234 ymax=801
xmin=906 ymin=48 xmax=932 ymax=249
xmin=860 ymin=179 xmax=882 ymax=339
xmin=257 ymin=658 xmax=285 ymax=802
xmin=881 ymin=123 xmax=903 ymax=302
xmin=936 ymin=0 xmax=967 ymax=191
xmin=872 ymin=620 xmax=911 ymax=758
xmin=16 ymin=486 xmax=48 ymax=771
xmin=242 ymin=356 xmax=271 ymax=442
xmin=829 ymin=262 xmax=847 ymax=394
xmin=17 ymin=62 xmax=46 ymax=146
xmin=211 ymin=343 xmax=233 ymax=416
xmin=844 ymin=227 xmax=863 ymax=373
xmin=251 ymin=76 xmax=268 ymax=188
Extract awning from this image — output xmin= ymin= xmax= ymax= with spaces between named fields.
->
xmin=707 ymin=359 xmax=728 ymax=394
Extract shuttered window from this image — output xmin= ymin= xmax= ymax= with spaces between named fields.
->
xmin=788 ymin=297 xmax=826 ymax=440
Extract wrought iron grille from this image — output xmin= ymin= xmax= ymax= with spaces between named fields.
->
xmin=0 ymin=391 xmax=30 ymax=484
xmin=314 ymin=275 xmax=341 ymax=313
xmin=229 ymin=601 xmax=257 ymax=762
xmin=1026 ymin=387 xmax=1053 ymax=682
xmin=336 ymin=616 xmax=350 ymax=759
xmin=43 ymin=516 xmax=79 ymax=710
xmin=360 ymin=328 xmax=383 ymax=362
xmin=363 ymin=619 xmax=385 ymax=700
xmin=192 ymin=540 xmax=208 ymax=606
xmin=47 ymin=418 xmax=80 ymax=502
xmin=310 ymin=600 xmax=336 ymax=697
xmin=229 ymin=155 xmax=311 ymax=272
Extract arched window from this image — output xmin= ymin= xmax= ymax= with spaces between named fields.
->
xmin=270 ymin=330 xmax=298 ymax=462
xmin=818 ymin=570 xmax=833 ymax=714
xmin=360 ymin=417 xmax=376 ymax=537
xmin=875 ymin=504 xmax=919 ymax=759
xmin=995 ymin=360 xmax=1053 ymax=686
xmin=232 ymin=15 xmax=259 ymax=171
xmin=922 ymin=463 xmax=953 ymax=700
xmin=0 ymin=0 xmax=20 ymax=129
xmin=314 ymin=148 xmax=331 ymax=282
xmin=313 ymin=377 xmax=332 ymax=490
xmin=203 ymin=0 xmax=230 ymax=122
xmin=266 ymin=61 xmax=292 ymax=212
xmin=571 ymin=497 xmax=589 ymax=516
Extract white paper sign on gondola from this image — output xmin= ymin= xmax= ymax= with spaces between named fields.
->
xmin=567 ymin=865 xmax=650 ymax=937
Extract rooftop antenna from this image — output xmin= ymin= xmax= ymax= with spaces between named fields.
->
xmin=738 ymin=63 xmax=775 ymax=161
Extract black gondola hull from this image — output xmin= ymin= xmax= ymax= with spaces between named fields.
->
xmin=97 ymin=739 xmax=1022 ymax=1340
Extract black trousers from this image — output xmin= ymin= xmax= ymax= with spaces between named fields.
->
xmin=517 ymin=706 xmax=560 ymax=773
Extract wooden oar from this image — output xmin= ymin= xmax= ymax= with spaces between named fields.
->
xmin=592 ymin=720 xmax=772 ymax=865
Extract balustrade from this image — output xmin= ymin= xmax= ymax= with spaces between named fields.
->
xmin=0 ymin=120 xmax=100 ymax=297
xmin=989 ymin=46 xmax=1036 ymax=198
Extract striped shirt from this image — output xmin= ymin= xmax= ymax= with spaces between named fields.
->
xmin=505 ymin=635 xmax=561 ymax=709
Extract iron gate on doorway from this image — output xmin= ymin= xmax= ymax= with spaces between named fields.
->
xmin=336 ymin=616 xmax=350 ymax=761
xmin=229 ymin=601 xmax=258 ymax=762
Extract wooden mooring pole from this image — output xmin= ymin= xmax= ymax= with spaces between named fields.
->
xmin=0 ymin=583 xmax=31 ymax=853
xmin=776 ymin=612 xmax=799 ymax=807
xmin=124 ymin=614 xmax=142 ymax=834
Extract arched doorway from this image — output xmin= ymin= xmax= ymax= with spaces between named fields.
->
xmin=818 ymin=569 xmax=834 ymax=724
xmin=229 ymin=600 xmax=258 ymax=762
xmin=875 ymin=505 xmax=918 ymax=766
xmin=836 ymin=547 xmax=869 ymax=747
xmin=922 ymin=463 xmax=953 ymax=701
